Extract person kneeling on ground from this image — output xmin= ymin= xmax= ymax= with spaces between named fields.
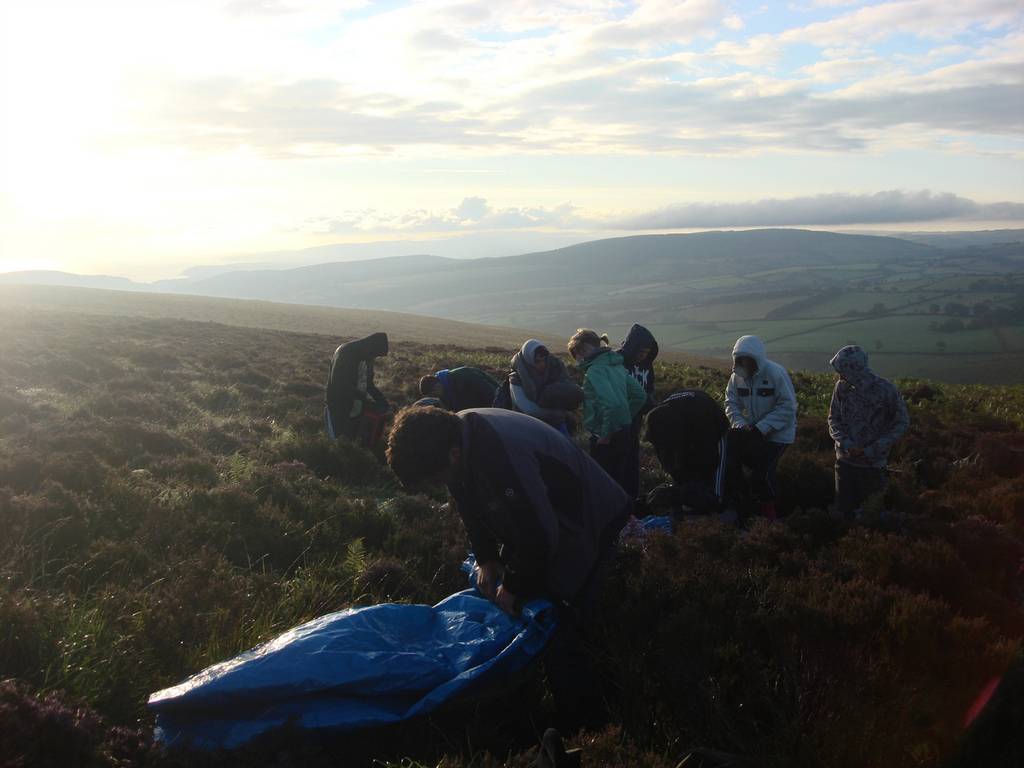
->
xmin=386 ymin=406 xmax=631 ymax=730
xmin=418 ymin=366 xmax=499 ymax=412
xmin=569 ymin=329 xmax=648 ymax=492
xmin=496 ymin=340 xmax=583 ymax=434
xmin=325 ymin=332 xmax=391 ymax=447
xmin=828 ymin=345 xmax=909 ymax=520
xmin=644 ymin=390 xmax=730 ymax=517
xmin=724 ymin=335 xmax=797 ymax=521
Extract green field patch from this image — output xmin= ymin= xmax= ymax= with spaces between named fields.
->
xmin=786 ymin=291 xmax=889 ymax=318
xmin=714 ymin=318 xmax=840 ymax=337
xmin=678 ymin=275 xmax=752 ymax=290
xmin=767 ymin=315 xmax=1004 ymax=355
xmin=994 ymin=325 xmax=1024 ymax=352
xmin=942 ymin=291 xmax=1020 ymax=307
xmin=683 ymin=295 xmax=800 ymax=322
xmin=923 ymin=275 xmax=998 ymax=291
xmin=651 ymin=321 xmax=729 ymax=346
xmin=606 ymin=281 xmax=685 ymax=296
xmin=878 ymin=273 xmax=932 ymax=286
xmin=744 ymin=262 xmax=883 ymax=279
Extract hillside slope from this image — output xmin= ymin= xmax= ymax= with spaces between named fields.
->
xmin=142 ymin=229 xmax=1024 ymax=384
xmin=1 ymin=304 xmax=1022 ymax=767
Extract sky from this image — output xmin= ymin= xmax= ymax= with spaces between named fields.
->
xmin=1 ymin=0 xmax=1022 ymax=280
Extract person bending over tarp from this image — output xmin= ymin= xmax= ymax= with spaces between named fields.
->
xmin=325 ymin=332 xmax=390 ymax=446
xmin=644 ymin=390 xmax=730 ymax=517
xmin=386 ymin=405 xmax=631 ymax=730
xmin=724 ymin=335 xmax=796 ymax=521
xmin=828 ymin=345 xmax=909 ymax=520
xmin=617 ymin=323 xmax=659 ymax=500
xmin=494 ymin=340 xmax=583 ymax=434
xmin=419 ymin=366 xmax=499 ymax=411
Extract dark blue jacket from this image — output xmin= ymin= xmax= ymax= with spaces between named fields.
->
xmin=448 ymin=409 xmax=630 ymax=602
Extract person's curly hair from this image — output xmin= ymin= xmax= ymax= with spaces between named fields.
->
xmin=386 ymin=405 xmax=462 ymax=486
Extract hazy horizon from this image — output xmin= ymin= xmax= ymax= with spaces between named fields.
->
xmin=3 ymin=1 xmax=1023 ymax=280
xmin=1 ymin=224 xmax=1021 ymax=283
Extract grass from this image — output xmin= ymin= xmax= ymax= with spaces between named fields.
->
xmin=1 ymin=303 xmax=1023 ymax=767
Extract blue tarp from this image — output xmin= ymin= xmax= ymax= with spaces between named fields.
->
xmin=148 ymin=516 xmax=674 ymax=750
xmin=640 ymin=515 xmax=674 ymax=533
xmin=148 ymin=589 xmax=557 ymax=750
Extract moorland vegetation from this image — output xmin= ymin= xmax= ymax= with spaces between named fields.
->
xmin=1 ymin=306 xmax=1023 ymax=767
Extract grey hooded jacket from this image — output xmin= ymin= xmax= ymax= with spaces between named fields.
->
xmin=828 ymin=345 xmax=909 ymax=468
xmin=724 ymin=335 xmax=797 ymax=444
xmin=508 ymin=339 xmax=582 ymax=423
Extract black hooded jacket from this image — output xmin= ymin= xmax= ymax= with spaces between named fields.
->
xmin=617 ymin=324 xmax=659 ymax=399
xmin=325 ymin=333 xmax=389 ymax=434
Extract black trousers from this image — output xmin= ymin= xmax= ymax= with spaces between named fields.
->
xmin=621 ymin=419 xmax=643 ymax=500
xmin=543 ymin=507 xmax=628 ymax=732
xmin=590 ymin=428 xmax=632 ymax=492
xmin=835 ymin=460 xmax=887 ymax=519
xmin=728 ymin=429 xmax=787 ymax=503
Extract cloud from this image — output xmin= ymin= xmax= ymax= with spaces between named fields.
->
xmin=781 ymin=0 xmax=1021 ymax=46
xmin=223 ymin=0 xmax=366 ymax=18
xmin=587 ymin=0 xmax=727 ymax=49
xmin=70 ymin=0 xmax=1024 ymax=163
xmin=611 ymin=191 xmax=1024 ymax=229
xmin=308 ymin=191 xmax=1024 ymax=236
xmin=311 ymin=197 xmax=585 ymax=233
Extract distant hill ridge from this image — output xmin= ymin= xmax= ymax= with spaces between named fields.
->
xmin=144 ymin=229 xmax=939 ymax=307
xmin=3 ymin=229 xmax=1022 ymax=385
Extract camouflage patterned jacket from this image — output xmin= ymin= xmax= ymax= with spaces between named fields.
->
xmin=828 ymin=346 xmax=909 ymax=468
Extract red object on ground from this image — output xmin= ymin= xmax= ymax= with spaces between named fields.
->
xmin=359 ymin=409 xmax=389 ymax=449
xmin=759 ymin=501 xmax=777 ymax=522
xmin=964 ymin=676 xmax=1001 ymax=728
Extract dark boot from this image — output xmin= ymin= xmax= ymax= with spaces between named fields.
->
xmin=536 ymin=728 xmax=582 ymax=768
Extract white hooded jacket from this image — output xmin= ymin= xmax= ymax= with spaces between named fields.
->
xmin=724 ymin=335 xmax=797 ymax=444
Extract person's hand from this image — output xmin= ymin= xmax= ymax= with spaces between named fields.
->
xmin=848 ymin=446 xmax=865 ymax=458
xmin=597 ymin=435 xmax=611 ymax=445
xmin=495 ymin=585 xmax=520 ymax=616
xmin=742 ymin=424 xmax=758 ymax=432
xmin=475 ymin=560 xmax=502 ymax=600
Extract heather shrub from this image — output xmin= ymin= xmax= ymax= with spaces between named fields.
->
xmin=0 ymin=593 xmax=58 ymax=679
xmin=0 ymin=390 xmax=31 ymax=417
xmin=0 ymin=680 xmax=158 ymax=768
xmin=271 ymin=431 xmax=393 ymax=487
xmin=1 ymin=311 xmax=1022 ymax=767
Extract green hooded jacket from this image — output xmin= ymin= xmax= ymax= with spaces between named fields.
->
xmin=579 ymin=349 xmax=648 ymax=438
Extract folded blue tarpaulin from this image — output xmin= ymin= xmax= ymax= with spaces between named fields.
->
xmin=148 ymin=589 xmax=557 ymax=750
xmin=640 ymin=515 xmax=674 ymax=532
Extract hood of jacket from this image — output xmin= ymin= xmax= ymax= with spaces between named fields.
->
xmin=732 ymin=335 xmax=767 ymax=373
xmin=618 ymin=324 xmax=659 ymax=367
xmin=362 ymin=332 xmax=389 ymax=358
xmin=510 ymin=340 xmax=563 ymax=401
xmin=517 ymin=339 xmax=548 ymax=369
xmin=830 ymin=345 xmax=876 ymax=389
xmin=579 ymin=347 xmax=623 ymax=371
